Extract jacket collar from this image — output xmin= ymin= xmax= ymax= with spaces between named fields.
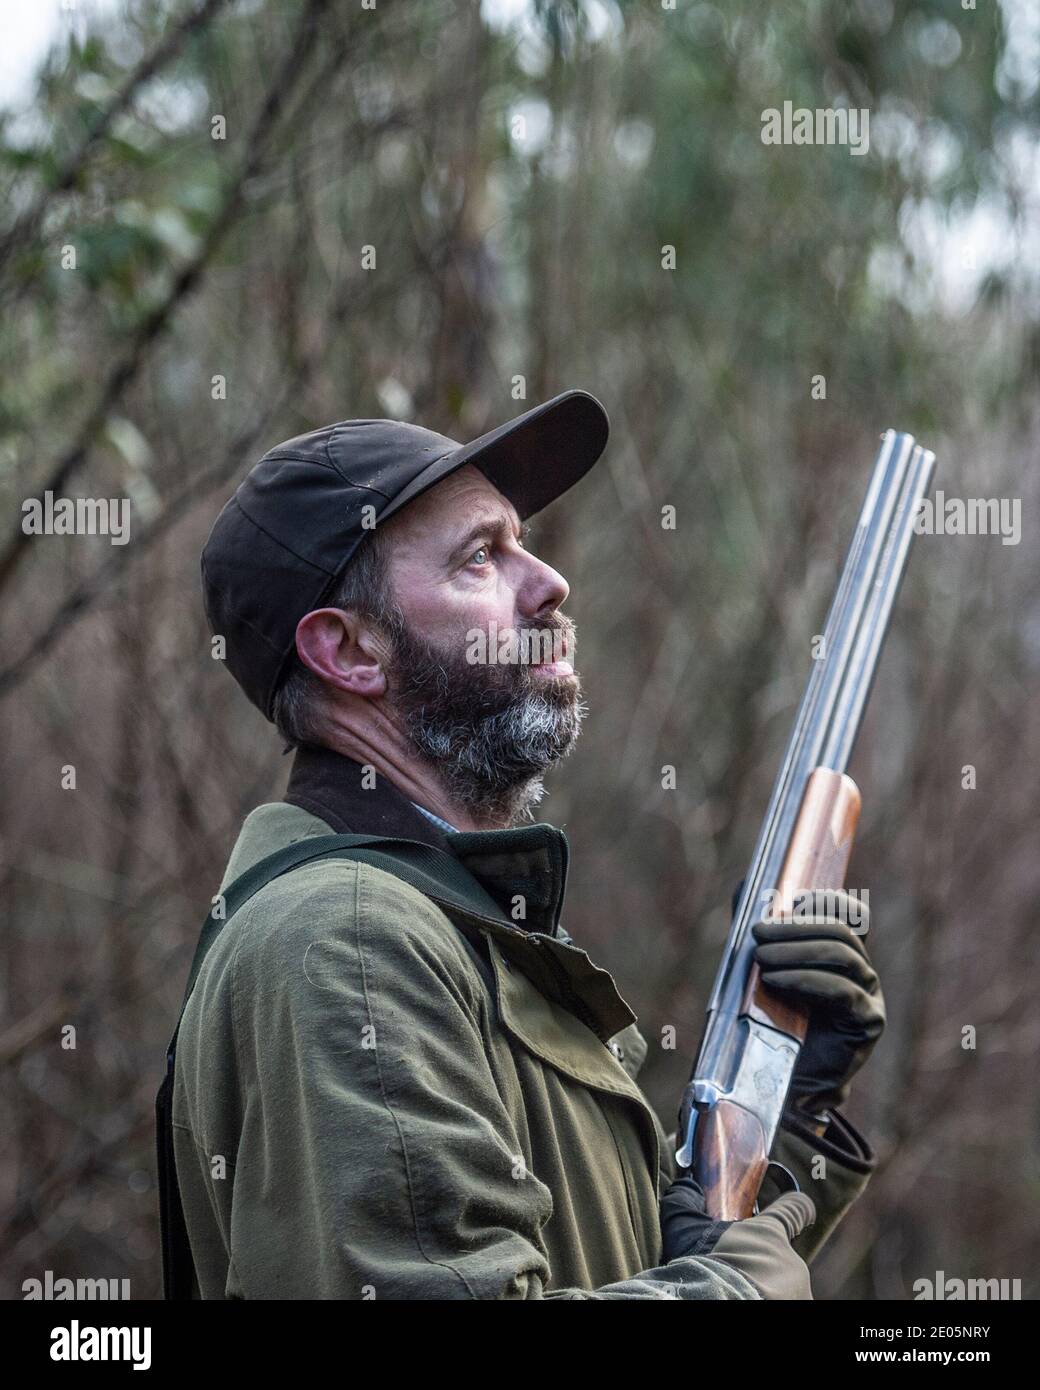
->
xmin=285 ymin=743 xmax=450 ymax=847
xmin=227 ymin=745 xmax=638 ymax=1045
xmin=284 ymin=744 xmax=571 ymax=938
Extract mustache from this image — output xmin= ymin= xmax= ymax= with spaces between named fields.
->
xmin=463 ymin=612 xmax=577 ymax=668
xmin=523 ymin=612 xmax=574 ymax=664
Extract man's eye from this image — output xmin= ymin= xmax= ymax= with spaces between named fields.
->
xmin=470 ymin=546 xmax=490 ymax=565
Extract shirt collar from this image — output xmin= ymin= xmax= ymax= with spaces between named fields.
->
xmin=411 ymin=801 xmax=460 ymax=835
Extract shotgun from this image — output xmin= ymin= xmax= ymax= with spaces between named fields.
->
xmin=675 ymin=431 xmax=936 ymax=1218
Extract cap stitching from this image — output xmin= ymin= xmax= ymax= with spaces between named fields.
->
xmin=333 ymin=475 xmax=393 ymax=501
xmin=325 ymin=423 xmax=397 ymax=501
xmin=225 ymin=609 xmax=289 ymax=655
xmin=261 ymin=452 xmax=337 ymax=466
xmin=258 ymin=452 xmax=396 ymax=505
xmin=233 ymin=498 xmax=342 ymax=576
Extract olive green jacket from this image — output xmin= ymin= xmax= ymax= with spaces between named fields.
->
xmin=171 ymin=750 xmax=873 ymax=1299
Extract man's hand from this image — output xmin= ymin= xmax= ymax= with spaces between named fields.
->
xmin=660 ymin=1173 xmax=816 ymax=1299
xmin=751 ymin=887 xmax=885 ymax=1119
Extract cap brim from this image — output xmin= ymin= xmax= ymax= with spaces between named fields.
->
xmin=378 ymin=388 xmax=609 ymax=525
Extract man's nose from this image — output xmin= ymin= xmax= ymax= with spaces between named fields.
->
xmin=519 ymin=552 xmax=569 ymax=617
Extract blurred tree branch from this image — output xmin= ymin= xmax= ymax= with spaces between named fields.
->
xmin=0 ymin=0 xmax=231 ymax=284
xmin=0 ymin=246 xmax=395 ymax=701
xmin=0 ymin=0 xmax=331 ymax=597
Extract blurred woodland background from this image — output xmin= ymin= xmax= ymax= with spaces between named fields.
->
xmin=1 ymin=0 xmax=1038 ymax=1300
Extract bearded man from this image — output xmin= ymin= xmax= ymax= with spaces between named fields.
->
xmin=162 ymin=390 xmax=881 ymax=1300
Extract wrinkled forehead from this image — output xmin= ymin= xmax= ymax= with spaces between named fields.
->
xmin=382 ymin=464 xmax=521 ymax=549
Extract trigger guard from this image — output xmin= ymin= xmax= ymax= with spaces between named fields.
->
xmin=752 ymin=1160 xmax=801 ymax=1214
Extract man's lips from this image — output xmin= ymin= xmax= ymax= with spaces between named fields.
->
xmin=497 ymin=623 xmax=575 ymax=677
xmin=529 ymin=637 xmax=574 ymax=678
xmin=530 ymin=659 xmax=574 ymax=678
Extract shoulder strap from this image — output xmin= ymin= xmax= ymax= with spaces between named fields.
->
xmin=156 ymin=831 xmax=509 ymax=1300
xmin=176 ymin=833 xmax=506 ymax=1032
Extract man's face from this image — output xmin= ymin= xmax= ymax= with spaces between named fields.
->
xmin=378 ymin=464 xmax=585 ymax=822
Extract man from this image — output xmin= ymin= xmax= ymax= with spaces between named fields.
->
xmin=168 ymin=389 xmax=881 ymax=1299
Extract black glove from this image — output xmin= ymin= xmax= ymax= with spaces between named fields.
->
xmin=660 ymin=1172 xmax=732 ymax=1260
xmin=660 ymin=1173 xmax=816 ymax=1299
xmin=752 ymin=887 xmax=884 ymax=1117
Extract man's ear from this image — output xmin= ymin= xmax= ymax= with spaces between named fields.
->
xmin=294 ymin=608 xmax=388 ymax=699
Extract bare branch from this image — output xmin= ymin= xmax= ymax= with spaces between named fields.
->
xmin=0 ymin=0 xmax=231 ymax=278
xmin=0 ymin=0 xmax=331 ymax=596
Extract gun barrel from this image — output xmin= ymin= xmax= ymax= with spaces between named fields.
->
xmin=753 ymin=432 xmax=915 ymax=913
xmin=820 ymin=444 xmax=936 ymax=770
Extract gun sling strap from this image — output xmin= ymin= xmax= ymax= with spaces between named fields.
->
xmin=155 ymin=832 xmax=511 ymax=1301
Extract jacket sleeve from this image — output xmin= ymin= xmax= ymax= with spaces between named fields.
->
xmin=763 ymin=1107 xmax=874 ymax=1263
xmin=225 ymin=861 xmax=761 ymax=1300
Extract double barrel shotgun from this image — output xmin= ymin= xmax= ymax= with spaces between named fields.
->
xmin=676 ymin=431 xmax=936 ymax=1218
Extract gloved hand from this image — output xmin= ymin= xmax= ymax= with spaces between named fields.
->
xmin=752 ymin=887 xmax=884 ymax=1118
xmin=660 ymin=1172 xmax=815 ymax=1299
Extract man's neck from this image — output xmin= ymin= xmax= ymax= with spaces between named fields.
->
xmin=319 ymin=725 xmax=504 ymax=831
xmin=283 ymin=745 xmax=453 ymax=847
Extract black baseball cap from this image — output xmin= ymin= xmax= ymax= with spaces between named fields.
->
xmin=201 ymin=389 xmax=609 ymax=719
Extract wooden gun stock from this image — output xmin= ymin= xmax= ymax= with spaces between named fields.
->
xmin=695 ymin=1100 xmax=772 ymax=1220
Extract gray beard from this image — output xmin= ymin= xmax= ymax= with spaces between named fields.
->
xmin=383 ymin=609 xmax=585 ymax=826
